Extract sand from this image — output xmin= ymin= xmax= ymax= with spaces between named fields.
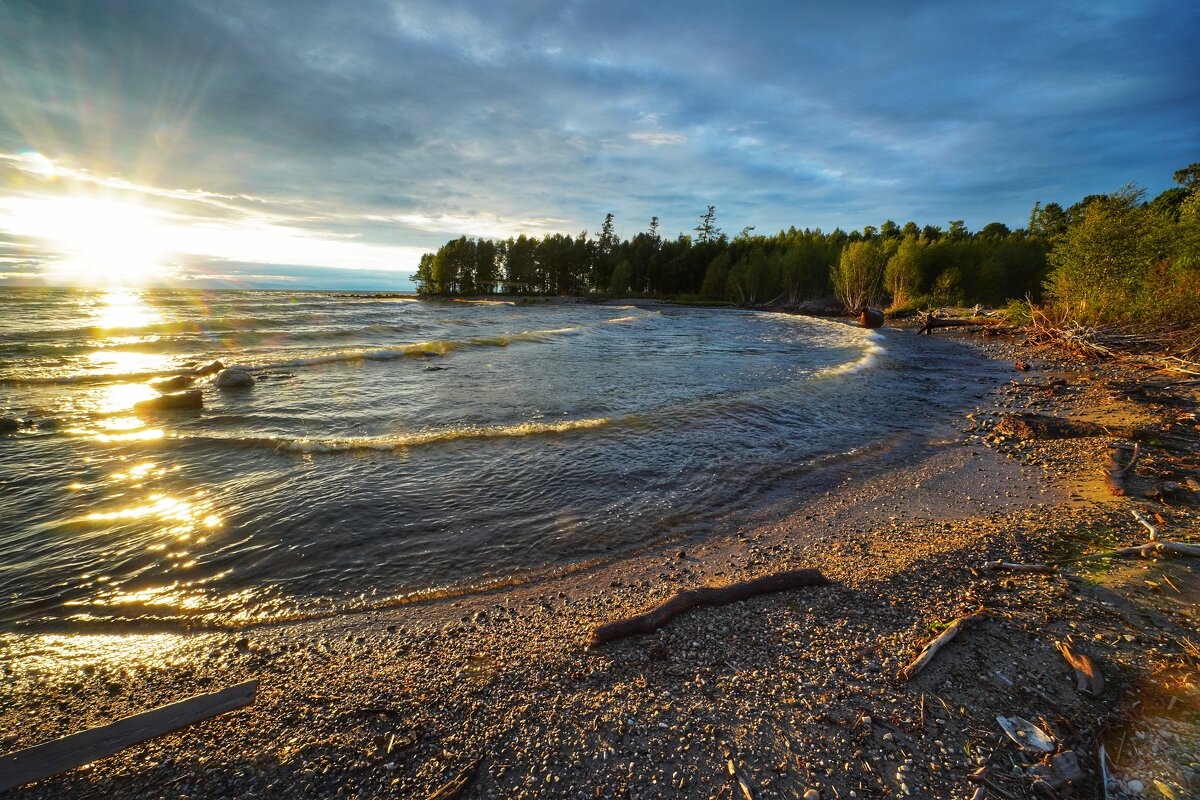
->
xmin=2 ymin=323 xmax=1197 ymax=799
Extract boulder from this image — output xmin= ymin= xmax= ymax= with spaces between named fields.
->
xmin=858 ymin=308 xmax=885 ymax=328
xmin=194 ymin=360 xmax=225 ymax=377
xmin=0 ymin=417 xmax=20 ymax=434
xmin=134 ymin=389 xmax=203 ymax=413
xmin=151 ymin=375 xmax=196 ymax=392
xmin=214 ymin=368 xmax=255 ymax=389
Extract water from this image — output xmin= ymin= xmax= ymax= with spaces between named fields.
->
xmin=0 ymin=288 xmax=1003 ymax=632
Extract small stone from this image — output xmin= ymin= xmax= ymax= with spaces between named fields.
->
xmin=804 ymin=790 xmax=820 ymax=800
xmin=1127 ymin=779 xmax=1145 ymax=794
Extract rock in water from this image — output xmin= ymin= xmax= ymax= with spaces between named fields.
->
xmin=194 ymin=360 xmax=225 ymax=376
xmin=134 ymin=389 xmax=203 ymax=412
xmin=151 ymin=375 xmax=196 ymax=392
xmin=858 ymin=308 xmax=884 ymax=328
xmin=215 ymin=368 xmax=255 ymax=389
xmin=0 ymin=417 xmax=20 ymax=433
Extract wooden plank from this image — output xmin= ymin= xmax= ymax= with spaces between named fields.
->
xmin=0 ymin=679 xmax=258 ymax=793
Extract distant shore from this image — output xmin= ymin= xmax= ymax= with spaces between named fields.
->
xmin=2 ymin=322 xmax=1197 ymax=799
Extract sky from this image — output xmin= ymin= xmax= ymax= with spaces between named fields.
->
xmin=0 ymin=0 xmax=1196 ymax=290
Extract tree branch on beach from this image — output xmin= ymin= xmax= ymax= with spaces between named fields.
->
xmin=588 ymin=569 xmax=829 ymax=646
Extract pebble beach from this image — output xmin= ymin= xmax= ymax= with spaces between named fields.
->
xmin=2 ymin=322 xmax=1197 ymax=800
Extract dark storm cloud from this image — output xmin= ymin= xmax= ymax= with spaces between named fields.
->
xmin=0 ymin=0 xmax=1196 ymax=284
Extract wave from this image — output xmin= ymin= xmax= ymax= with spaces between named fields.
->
xmin=247 ymin=327 xmax=579 ymax=369
xmin=0 ymin=327 xmax=579 ymax=385
xmin=815 ymin=332 xmax=887 ymax=378
xmin=160 ymin=417 xmax=614 ymax=454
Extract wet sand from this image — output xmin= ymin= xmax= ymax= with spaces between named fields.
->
xmin=2 ymin=324 xmax=1197 ymax=799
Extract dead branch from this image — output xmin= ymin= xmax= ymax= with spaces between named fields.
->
xmin=983 ymin=560 xmax=1057 ymax=574
xmin=726 ymin=759 xmax=755 ymax=800
xmin=901 ymin=612 xmax=987 ymax=680
xmin=1131 ymin=509 xmax=1158 ymax=540
xmin=993 ymin=413 xmax=1120 ymax=440
xmin=426 ymin=757 xmax=482 ymax=800
xmin=1055 ymin=641 xmax=1105 ymax=697
xmin=588 ymin=569 xmax=829 ymax=646
xmin=1062 ymin=541 xmax=1200 ymax=563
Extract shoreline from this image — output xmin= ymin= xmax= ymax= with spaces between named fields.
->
xmin=2 ymin=324 xmax=1197 ymax=798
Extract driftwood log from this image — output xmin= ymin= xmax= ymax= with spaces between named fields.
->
xmin=1104 ymin=442 xmax=1140 ymax=496
xmin=984 ymin=560 xmax=1057 ymax=574
xmin=1055 ymin=641 xmax=1105 ymax=697
xmin=900 ymin=612 xmax=987 ymax=680
xmin=587 ymin=569 xmax=829 ymax=646
xmin=0 ymin=680 xmax=257 ymax=793
xmin=919 ymin=313 xmax=1006 ymax=335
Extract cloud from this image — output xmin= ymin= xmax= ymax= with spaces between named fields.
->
xmin=629 ymin=131 xmax=688 ymax=147
xmin=0 ymin=0 xmax=1196 ymax=287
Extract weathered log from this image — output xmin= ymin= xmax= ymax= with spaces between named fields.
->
xmin=0 ymin=680 xmax=257 ymax=793
xmin=919 ymin=313 xmax=1006 ymax=335
xmin=587 ymin=569 xmax=829 ymax=646
xmin=900 ymin=612 xmax=987 ymax=680
xmin=983 ymin=560 xmax=1057 ymax=574
xmin=1055 ymin=641 xmax=1105 ymax=697
xmin=1104 ymin=442 xmax=1140 ymax=496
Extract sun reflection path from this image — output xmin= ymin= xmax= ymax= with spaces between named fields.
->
xmin=0 ymin=632 xmax=210 ymax=675
xmin=95 ymin=287 xmax=160 ymax=330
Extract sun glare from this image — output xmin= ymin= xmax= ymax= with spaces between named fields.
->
xmin=1 ymin=194 xmax=172 ymax=284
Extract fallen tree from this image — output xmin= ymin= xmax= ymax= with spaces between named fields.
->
xmin=588 ymin=569 xmax=829 ymax=646
xmin=919 ymin=312 xmax=1009 ymax=335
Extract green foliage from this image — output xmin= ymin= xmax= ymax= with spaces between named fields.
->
xmin=410 ymin=169 xmax=1198 ymax=330
xmin=832 ymin=240 xmax=892 ymax=311
xmin=931 ymin=266 xmax=964 ymax=306
xmin=1045 ymin=180 xmax=1200 ymax=325
xmin=884 ymin=235 xmax=923 ymax=309
xmin=1174 ymin=162 xmax=1200 ymax=191
xmin=1001 ymin=298 xmax=1032 ymax=326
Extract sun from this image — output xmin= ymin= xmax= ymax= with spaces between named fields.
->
xmin=1 ymin=194 xmax=172 ymax=285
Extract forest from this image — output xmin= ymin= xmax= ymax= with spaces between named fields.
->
xmin=412 ymin=164 xmax=1200 ymax=326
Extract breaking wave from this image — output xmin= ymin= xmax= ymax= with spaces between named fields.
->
xmin=167 ymin=417 xmax=613 ymax=454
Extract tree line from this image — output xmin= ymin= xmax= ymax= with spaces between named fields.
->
xmin=412 ymin=164 xmax=1200 ymax=324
